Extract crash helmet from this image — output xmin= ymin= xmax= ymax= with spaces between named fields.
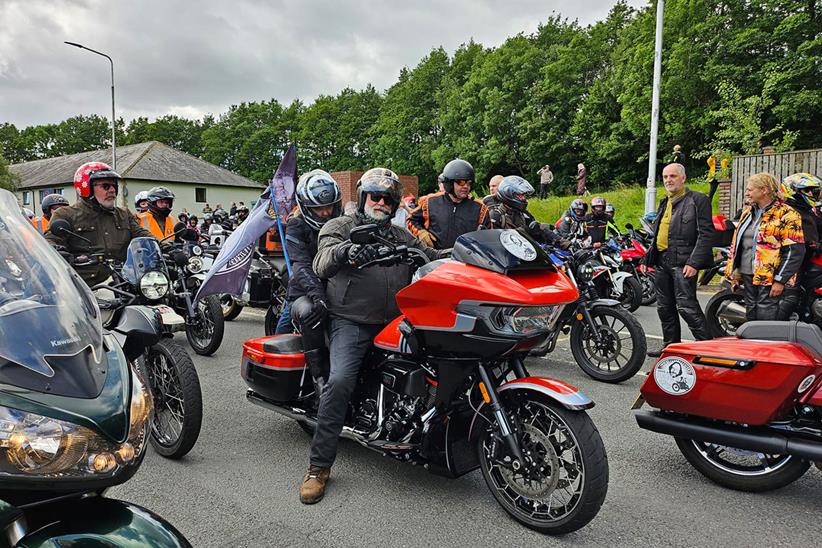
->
xmin=188 ymin=215 xmax=199 ymax=226
xmin=496 ymin=175 xmax=534 ymax=212
xmin=605 ymin=203 xmax=615 ymax=218
xmin=73 ymin=161 xmax=120 ymax=199
xmin=569 ymin=199 xmax=588 ymax=220
xmin=591 ymin=196 xmax=607 ymax=215
xmin=22 ymin=208 xmax=35 ymax=220
xmin=236 ymin=204 xmax=250 ymax=220
xmin=357 ymin=168 xmax=402 ymax=218
xmin=134 ymin=190 xmax=150 ymax=212
xmin=440 ymin=159 xmax=475 ymax=197
xmin=296 ymin=169 xmax=342 ymax=231
xmin=202 ymin=213 xmax=213 ymax=224
xmin=40 ymin=194 xmax=69 ymax=220
xmin=782 ymin=173 xmax=822 ymax=208
xmin=147 ymin=186 xmax=175 ymax=215
xmin=213 ymin=209 xmax=228 ymax=224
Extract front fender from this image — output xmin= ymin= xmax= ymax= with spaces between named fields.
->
xmin=611 ymin=270 xmax=631 ymax=293
xmin=498 ymin=377 xmax=594 ymax=411
xmin=18 ymin=497 xmax=191 ymax=547
xmin=585 ymin=298 xmax=621 ymax=308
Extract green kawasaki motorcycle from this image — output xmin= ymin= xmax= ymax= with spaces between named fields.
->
xmin=0 ymin=190 xmax=190 ymax=546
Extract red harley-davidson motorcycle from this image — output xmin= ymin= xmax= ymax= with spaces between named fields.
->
xmin=241 ymin=227 xmax=609 ymax=534
xmin=634 ymin=320 xmax=822 ymax=491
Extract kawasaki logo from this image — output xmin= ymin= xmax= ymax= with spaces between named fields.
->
xmin=50 ymin=336 xmax=81 ymax=348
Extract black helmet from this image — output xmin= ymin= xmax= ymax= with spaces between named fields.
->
xmin=441 ymin=158 xmax=474 ymax=196
xmin=296 ymin=169 xmax=342 ymax=230
xmin=356 ymin=167 xmax=401 ymax=218
xmin=147 ymin=186 xmax=175 ymax=215
xmin=497 ymin=175 xmax=534 ymax=211
xmin=41 ymin=193 xmax=69 ymax=219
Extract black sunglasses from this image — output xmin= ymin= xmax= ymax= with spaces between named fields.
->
xmin=94 ymin=182 xmax=119 ymax=192
xmin=368 ymin=192 xmax=397 ymax=206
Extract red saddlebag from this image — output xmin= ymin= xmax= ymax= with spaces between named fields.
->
xmin=241 ymin=334 xmax=308 ymax=402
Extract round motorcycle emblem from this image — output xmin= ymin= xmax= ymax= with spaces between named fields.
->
xmin=798 ymin=374 xmax=816 ymax=394
xmin=653 ymin=357 xmax=696 ymax=395
xmin=500 ymin=230 xmax=537 ymax=261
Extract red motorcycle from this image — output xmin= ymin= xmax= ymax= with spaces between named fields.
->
xmin=241 ymin=227 xmax=609 ymax=534
xmin=634 ymin=320 xmax=822 ymax=491
xmin=617 ymin=225 xmax=655 ymax=306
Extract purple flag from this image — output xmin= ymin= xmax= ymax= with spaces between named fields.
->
xmin=194 ymin=145 xmax=297 ymax=303
xmin=271 ymin=144 xmax=297 ymax=219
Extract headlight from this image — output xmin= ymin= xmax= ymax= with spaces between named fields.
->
xmin=577 ymin=262 xmax=595 ymax=282
xmin=139 ymin=271 xmax=169 ymax=300
xmin=191 ymin=245 xmax=203 ymax=256
xmin=0 ymin=370 xmax=150 ymax=479
xmin=457 ymin=303 xmax=558 ymax=336
xmin=187 ymin=256 xmax=204 ymax=274
xmin=507 ymin=306 xmax=557 ymax=335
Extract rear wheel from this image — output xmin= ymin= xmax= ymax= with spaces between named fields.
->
xmin=705 ymin=289 xmax=745 ymax=338
xmin=638 ymin=271 xmax=657 ymax=306
xmin=674 ymin=437 xmax=809 ymax=492
xmin=617 ymin=275 xmax=643 ymax=312
xmin=221 ymin=295 xmax=243 ymax=321
xmin=477 ymin=394 xmax=608 ymax=535
xmin=186 ymin=294 xmax=225 ymax=355
xmin=139 ymin=339 xmax=203 ymax=459
xmin=569 ymin=305 xmax=646 ymax=383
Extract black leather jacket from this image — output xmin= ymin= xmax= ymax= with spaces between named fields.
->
xmin=284 ymin=215 xmax=324 ymax=302
xmin=644 ymin=189 xmax=714 ymax=269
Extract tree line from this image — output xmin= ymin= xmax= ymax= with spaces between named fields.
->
xmin=1 ymin=0 xmax=819 ymax=195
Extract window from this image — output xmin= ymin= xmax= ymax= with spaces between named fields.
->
xmin=39 ymin=188 xmax=63 ymax=205
xmin=195 ymin=188 xmax=207 ymax=203
xmin=22 ymin=191 xmax=31 ymax=205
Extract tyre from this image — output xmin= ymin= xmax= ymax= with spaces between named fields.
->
xmin=139 ymin=339 xmax=203 ymax=459
xmin=638 ymin=271 xmax=657 ymax=306
xmin=264 ymin=285 xmax=289 ymax=336
xmin=617 ymin=275 xmax=643 ymax=312
xmin=477 ymin=393 xmax=608 ymax=535
xmin=674 ymin=437 xmax=809 ymax=492
xmin=221 ymin=295 xmax=243 ymax=321
xmin=569 ymin=305 xmax=646 ymax=383
xmin=705 ymin=289 xmax=746 ymax=338
xmin=186 ymin=294 xmax=225 ymax=356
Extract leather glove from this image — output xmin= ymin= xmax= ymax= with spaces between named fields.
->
xmin=347 ymin=243 xmax=382 ymax=267
xmin=416 ymin=229 xmax=437 ymax=248
xmin=302 ymin=298 xmax=328 ymax=328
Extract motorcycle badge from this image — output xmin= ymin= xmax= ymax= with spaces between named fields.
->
xmin=500 ymin=230 xmax=537 ymax=261
xmin=653 ymin=357 xmax=696 ymax=395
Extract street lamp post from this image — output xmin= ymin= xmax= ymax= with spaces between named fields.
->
xmin=64 ymin=41 xmax=117 ymax=173
xmin=645 ymin=0 xmax=665 ymax=214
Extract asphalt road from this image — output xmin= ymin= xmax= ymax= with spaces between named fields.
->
xmin=112 ymin=300 xmax=821 ymax=547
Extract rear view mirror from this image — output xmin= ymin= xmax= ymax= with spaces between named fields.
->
xmin=49 ymin=218 xmax=72 ymax=238
xmin=350 ymin=224 xmax=378 ymax=245
xmin=625 ymin=223 xmax=634 ymax=230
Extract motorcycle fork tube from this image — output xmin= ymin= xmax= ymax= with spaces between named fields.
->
xmin=178 ymin=267 xmax=198 ymax=319
xmin=477 ymin=364 xmax=524 ymax=466
xmin=579 ymin=302 xmax=603 ymax=342
xmin=509 ymin=357 xmax=528 ymax=379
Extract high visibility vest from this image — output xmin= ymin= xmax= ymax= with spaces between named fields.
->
xmin=30 ymin=216 xmax=48 ymax=234
xmin=138 ymin=211 xmax=175 ymax=239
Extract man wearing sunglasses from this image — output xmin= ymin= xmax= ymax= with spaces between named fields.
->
xmin=46 ymin=161 xmax=152 ymax=285
xmin=407 ymin=158 xmax=489 ymax=249
xmin=301 ymin=167 xmax=447 ymax=504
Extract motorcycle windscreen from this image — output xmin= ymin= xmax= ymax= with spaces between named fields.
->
xmin=120 ymin=237 xmax=168 ymax=285
xmin=450 ymin=229 xmax=553 ymax=274
xmin=0 ymin=190 xmax=107 ymax=398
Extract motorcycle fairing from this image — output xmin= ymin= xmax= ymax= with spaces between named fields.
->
xmin=498 ymin=377 xmax=594 ymax=411
xmin=610 ymin=271 xmax=632 ymax=294
xmin=373 ymin=316 xmax=413 ymax=354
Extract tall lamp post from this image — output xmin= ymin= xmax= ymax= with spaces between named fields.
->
xmin=644 ymin=0 xmax=665 ymax=214
xmin=64 ymin=41 xmax=117 ymax=172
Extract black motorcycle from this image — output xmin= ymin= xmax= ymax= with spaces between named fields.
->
xmin=0 ymin=192 xmax=191 ymax=545
xmin=50 ymin=220 xmax=203 ymax=459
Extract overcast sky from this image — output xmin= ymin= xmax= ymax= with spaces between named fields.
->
xmin=0 ymin=0 xmax=647 ymax=128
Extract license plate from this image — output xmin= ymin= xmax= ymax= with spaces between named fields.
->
xmin=151 ymin=305 xmax=185 ymax=327
xmin=630 ymin=393 xmax=645 ymax=410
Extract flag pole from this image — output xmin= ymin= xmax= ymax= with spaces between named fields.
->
xmin=273 ymin=196 xmax=292 ymax=277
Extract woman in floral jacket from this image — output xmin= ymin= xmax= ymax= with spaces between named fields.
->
xmin=725 ymin=173 xmax=805 ymax=321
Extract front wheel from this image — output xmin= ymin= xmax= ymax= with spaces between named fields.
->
xmin=186 ymin=294 xmax=225 ymax=356
xmin=139 ymin=339 xmax=203 ymax=459
xmin=569 ymin=305 xmax=646 ymax=383
xmin=616 ymin=275 xmax=643 ymax=312
xmin=477 ymin=394 xmax=608 ymax=534
xmin=638 ymin=271 xmax=657 ymax=306
xmin=674 ymin=438 xmax=809 ymax=492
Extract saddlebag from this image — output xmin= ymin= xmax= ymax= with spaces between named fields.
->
xmin=241 ymin=334 xmax=309 ymax=402
xmin=640 ymin=334 xmax=822 ymax=425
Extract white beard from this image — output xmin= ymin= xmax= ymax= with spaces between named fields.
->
xmin=364 ymin=203 xmax=390 ymax=221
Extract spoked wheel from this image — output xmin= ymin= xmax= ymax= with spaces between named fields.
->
xmin=569 ymin=305 xmax=646 ymax=383
xmin=221 ymin=294 xmax=243 ymax=321
xmin=617 ymin=275 xmax=643 ymax=312
xmin=477 ymin=394 xmax=608 ymax=535
xmin=675 ymin=438 xmax=809 ymax=492
xmin=139 ymin=339 xmax=202 ymax=459
xmin=638 ymin=272 xmax=656 ymax=306
xmin=186 ymin=294 xmax=225 ymax=355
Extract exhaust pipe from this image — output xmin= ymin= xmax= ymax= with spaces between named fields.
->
xmin=717 ymin=299 xmax=747 ymax=326
xmin=634 ymin=409 xmax=822 ymax=462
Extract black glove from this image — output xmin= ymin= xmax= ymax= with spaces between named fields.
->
xmin=347 ymin=243 xmax=382 ymax=267
xmin=302 ymin=298 xmax=328 ymax=328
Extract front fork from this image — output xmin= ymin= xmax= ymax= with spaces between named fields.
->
xmin=478 ymin=364 xmax=525 ymax=467
xmin=577 ymin=299 xmax=604 ymax=343
xmin=175 ymin=266 xmax=199 ymax=321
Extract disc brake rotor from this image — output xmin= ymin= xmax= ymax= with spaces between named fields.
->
xmin=585 ymin=322 xmax=621 ymax=362
xmin=500 ymin=423 xmax=560 ymax=498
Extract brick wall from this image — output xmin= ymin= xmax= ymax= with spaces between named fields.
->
xmin=330 ymin=171 xmax=419 ymax=206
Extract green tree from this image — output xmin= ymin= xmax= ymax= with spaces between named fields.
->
xmin=52 ymin=115 xmax=112 ymax=156
xmin=0 ymin=151 xmax=19 ymax=191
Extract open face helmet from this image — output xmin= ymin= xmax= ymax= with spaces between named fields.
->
xmin=356 ymin=168 xmax=401 ymax=217
xmin=41 ymin=194 xmax=69 ymax=220
xmin=440 ymin=159 xmax=475 ymax=197
xmin=74 ymin=161 xmax=120 ymax=199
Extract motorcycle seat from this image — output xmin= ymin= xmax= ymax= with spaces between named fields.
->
xmin=737 ymin=321 xmax=822 ymax=357
xmin=261 ymin=333 xmax=304 ymax=354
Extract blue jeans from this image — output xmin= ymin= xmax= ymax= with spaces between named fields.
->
xmin=274 ymin=299 xmax=293 ymax=334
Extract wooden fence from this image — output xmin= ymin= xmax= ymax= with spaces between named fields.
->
xmin=730 ymin=149 xmax=822 ymax=214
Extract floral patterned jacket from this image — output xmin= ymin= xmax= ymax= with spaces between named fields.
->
xmin=725 ymin=200 xmax=805 ymax=286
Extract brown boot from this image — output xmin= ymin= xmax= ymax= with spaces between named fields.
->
xmin=300 ymin=465 xmax=331 ymax=504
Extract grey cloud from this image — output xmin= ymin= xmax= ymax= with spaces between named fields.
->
xmin=0 ymin=0 xmax=646 ymax=127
